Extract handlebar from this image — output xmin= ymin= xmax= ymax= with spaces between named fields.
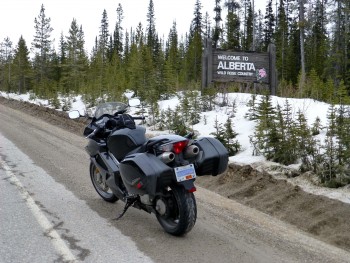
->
xmin=86 ymin=127 xmax=101 ymax=139
xmin=132 ymin=116 xmax=146 ymax=120
xmin=85 ymin=114 xmax=146 ymax=139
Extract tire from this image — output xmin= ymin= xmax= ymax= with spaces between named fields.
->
xmin=156 ymin=185 xmax=197 ymax=236
xmin=90 ymin=162 xmax=119 ymax=203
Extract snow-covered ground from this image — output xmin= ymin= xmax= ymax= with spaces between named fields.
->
xmin=1 ymin=91 xmax=350 ymax=204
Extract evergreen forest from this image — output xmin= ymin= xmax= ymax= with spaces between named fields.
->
xmin=0 ymin=0 xmax=349 ymax=106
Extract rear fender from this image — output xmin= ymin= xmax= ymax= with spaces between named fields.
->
xmin=177 ymin=179 xmax=196 ymax=192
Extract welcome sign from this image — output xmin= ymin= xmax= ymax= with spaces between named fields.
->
xmin=213 ymin=51 xmax=269 ymax=83
xmin=202 ymin=38 xmax=276 ymax=95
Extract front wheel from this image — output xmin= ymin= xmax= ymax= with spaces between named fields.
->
xmin=156 ymin=185 xmax=197 ymax=236
xmin=90 ymin=162 xmax=118 ymax=203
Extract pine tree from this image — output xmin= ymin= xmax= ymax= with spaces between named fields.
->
xmin=267 ymin=104 xmax=283 ymax=162
xmin=326 ymin=0 xmax=350 ymax=90
xmin=255 ymin=10 xmax=265 ymax=52
xmin=275 ymin=0 xmax=289 ymax=81
xmin=127 ymin=29 xmax=143 ymax=95
xmin=201 ymin=86 xmax=217 ymax=112
xmin=245 ymin=93 xmax=258 ymax=120
xmin=223 ymin=117 xmax=240 ymax=155
xmin=62 ymin=19 xmax=88 ymax=94
xmin=99 ymin=9 xmax=110 ymax=64
xmin=337 ymin=105 xmax=350 ymax=183
xmin=146 ymin=0 xmax=157 ymax=60
xmin=203 ymin=12 xmax=211 ymax=39
xmin=210 ymin=116 xmax=225 ymax=144
xmin=57 ymin=33 xmax=67 ymax=90
xmin=165 ymin=106 xmax=173 ymax=132
xmin=335 ymin=80 xmax=350 ymax=105
xmin=170 ymin=105 xmax=187 ymax=136
xmin=113 ymin=3 xmax=124 ymax=59
xmin=185 ymin=0 xmax=203 ymax=83
xmin=188 ymin=90 xmax=202 ymax=125
xmin=305 ymin=0 xmax=328 ymax=78
xmin=0 ymin=37 xmax=13 ymax=92
xmin=157 ymin=110 xmax=167 ymax=130
xmin=263 ymin=0 xmax=275 ymax=50
xmin=11 ymin=36 xmax=32 ymax=94
xmin=251 ymin=94 xmax=276 ymax=158
xmin=295 ymin=109 xmax=319 ymax=173
xmin=322 ymin=104 xmax=339 ymax=185
xmin=31 ymin=4 xmax=54 ymax=95
xmin=243 ymin=0 xmax=254 ymax=51
xmin=212 ymin=0 xmax=222 ymax=48
xmin=311 ymin=116 xmax=322 ymax=136
xmin=285 ymin=20 xmax=300 ymax=85
xmin=298 ymin=0 xmax=306 ymax=93
xmin=304 ymin=68 xmax=323 ymax=100
xmin=222 ymin=0 xmax=241 ymax=50
xmin=163 ymin=22 xmax=179 ymax=98
xmin=180 ymin=91 xmax=190 ymax=123
xmin=279 ymin=100 xmax=299 ymax=165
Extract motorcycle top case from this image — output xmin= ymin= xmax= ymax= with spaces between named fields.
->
xmin=193 ymin=137 xmax=229 ymax=176
xmin=107 ymin=126 xmax=146 ymax=160
xmin=119 ymin=153 xmax=174 ymax=196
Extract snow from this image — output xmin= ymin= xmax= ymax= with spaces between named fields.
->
xmin=1 ymin=91 xmax=350 ymax=204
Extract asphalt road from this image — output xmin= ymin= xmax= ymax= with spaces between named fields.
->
xmin=1 ymin=103 xmax=350 ymax=263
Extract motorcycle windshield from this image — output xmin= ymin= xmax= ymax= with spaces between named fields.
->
xmin=94 ymin=102 xmax=128 ymax=119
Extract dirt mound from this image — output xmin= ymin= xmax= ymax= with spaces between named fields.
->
xmin=197 ymin=163 xmax=350 ymax=251
xmin=1 ymin=96 xmax=350 ymax=252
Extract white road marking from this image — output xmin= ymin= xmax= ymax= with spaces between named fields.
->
xmin=0 ymin=156 xmax=77 ymax=262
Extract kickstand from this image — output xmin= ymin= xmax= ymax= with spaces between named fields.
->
xmin=114 ymin=198 xmax=137 ymax=220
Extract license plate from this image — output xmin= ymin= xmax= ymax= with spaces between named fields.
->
xmin=174 ymin=164 xmax=196 ymax=182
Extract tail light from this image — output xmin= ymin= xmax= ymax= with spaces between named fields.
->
xmin=159 ymin=140 xmax=189 ymax=155
xmin=172 ymin=140 xmax=189 ymax=154
xmin=188 ymin=186 xmax=197 ymax=193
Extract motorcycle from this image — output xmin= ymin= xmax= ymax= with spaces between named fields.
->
xmin=69 ymin=98 xmax=228 ymax=236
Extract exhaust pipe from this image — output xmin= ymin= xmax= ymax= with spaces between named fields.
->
xmin=159 ymin=152 xmax=175 ymax=163
xmin=184 ymin=145 xmax=199 ymax=158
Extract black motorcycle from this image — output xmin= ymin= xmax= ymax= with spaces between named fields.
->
xmin=69 ymin=99 xmax=228 ymax=236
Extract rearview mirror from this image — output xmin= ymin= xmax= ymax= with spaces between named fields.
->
xmin=129 ymin=98 xmax=140 ymax=107
xmin=68 ymin=110 xmax=80 ymax=119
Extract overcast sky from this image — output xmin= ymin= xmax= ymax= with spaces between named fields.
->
xmin=1 ymin=0 xmax=266 ymax=55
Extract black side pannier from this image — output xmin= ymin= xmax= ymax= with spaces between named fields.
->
xmin=193 ymin=137 xmax=229 ymax=176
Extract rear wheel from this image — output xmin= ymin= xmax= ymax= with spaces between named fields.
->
xmin=90 ymin=162 xmax=118 ymax=203
xmin=156 ymin=185 xmax=197 ymax=236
